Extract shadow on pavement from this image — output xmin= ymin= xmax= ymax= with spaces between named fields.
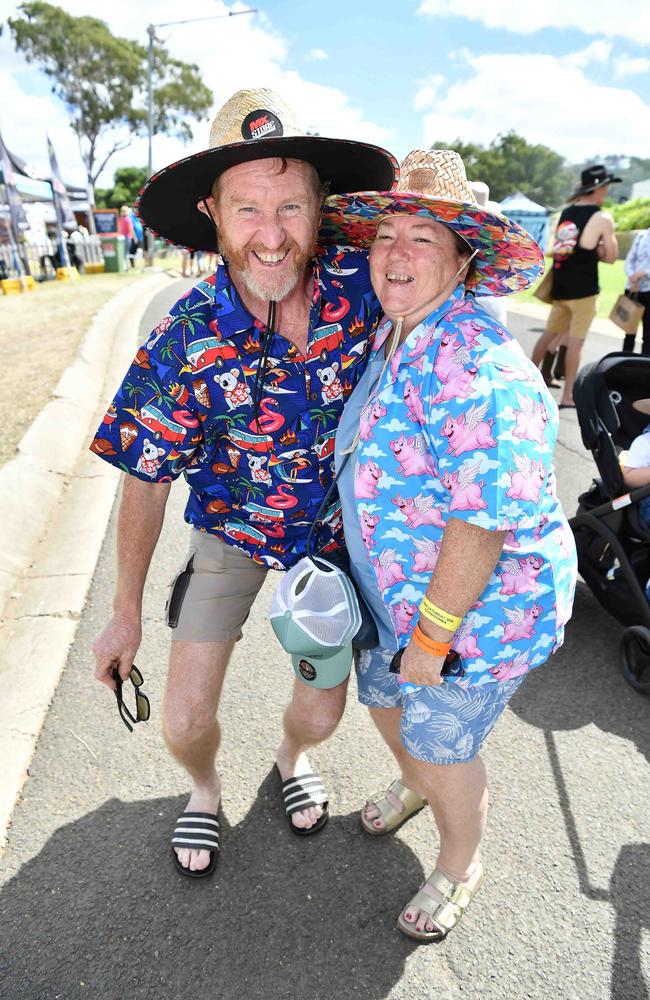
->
xmin=509 ymin=580 xmax=650 ymax=1000
xmin=0 ymin=769 xmax=421 ymax=1000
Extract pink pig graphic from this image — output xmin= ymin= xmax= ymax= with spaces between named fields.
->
xmin=498 ymin=555 xmax=544 ymax=595
xmin=433 ymin=332 xmax=469 ymax=383
xmin=490 ymin=650 xmax=530 ymax=680
xmin=457 ymin=318 xmax=487 ymax=349
xmin=512 ymin=392 xmax=548 ymax=445
xmin=355 ymin=459 xmax=383 ymax=499
xmin=407 ymin=331 xmax=433 ymax=372
xmin=392 ymin=598 xmax=418 ymax=636
xmin=433 ymin=366 xmax=479 ymax=404
xmin=441 ymin=457 xmax=488 ymax=511
xmin=533 ymin=515 xmax=549 ymax=542
xmin=453 ymin=616 xmax=484 ymax=659
xmin=411 ymin=537 xmax=441 ymax=573
xmin=389 ymin=433 xmax=437 ymax=477
xmin=391 ymin=492 xmax=446 ymax=528
xmin=440 ymin=400 xmax=496 ymax=456
xmin=359 ymin=397 xmax=387 ymax=442
xmin=506 ymin=453 xmax=547 ymax=503
xmin=500 ymin=604 xmax=543 ymax=644
xmin=360 ymin=509 xmax=379 ymax=550
xmin=372 ymin=548 xmax=407 ymax=591
xmin=404 ymin=377 xmax=426 ymax=424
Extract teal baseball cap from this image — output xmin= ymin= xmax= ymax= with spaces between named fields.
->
xmin=270 ymin=555 xmax=362 ymax=689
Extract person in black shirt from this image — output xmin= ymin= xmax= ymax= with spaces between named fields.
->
xmin=531 ymin=165 xmax=619 ymax=408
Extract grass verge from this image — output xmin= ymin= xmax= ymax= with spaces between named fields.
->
xmin=0 ymin=270 xmax=146 ymax=467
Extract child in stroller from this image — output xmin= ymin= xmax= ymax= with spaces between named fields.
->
xmin=571 ymin=352 xmax=650 ymax=692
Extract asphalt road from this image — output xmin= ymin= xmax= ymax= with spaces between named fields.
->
xmin=1 ymin=285 xmax=648 ymax=1000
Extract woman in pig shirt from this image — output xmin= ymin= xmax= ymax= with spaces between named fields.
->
xmin=321 ymin=150 xmax=577 ymax=943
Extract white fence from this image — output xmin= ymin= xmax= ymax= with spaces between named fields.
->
xmin=0 ymin=234 xmax=104 ymax=280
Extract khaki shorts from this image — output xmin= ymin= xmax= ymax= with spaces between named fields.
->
xmin=166 ymin=529 xmax=268 ymax=642
xmin=546 ymin=295 xmax=598 ymax=341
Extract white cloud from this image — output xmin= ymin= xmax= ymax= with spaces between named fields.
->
xmin=306 ymin=48 xmax=329 ymax=61
xmin=565 ymin=40 xmax=613 ymax=68
xmin=1 ymin=0 xmax=393 ymax=185
xmin=416 ymin=49 xmax=650 ymax=161
xmin=416 ymin=0 xmax=650 ymax=44
xmin=615 ymin=53 xmax=650 ymax=77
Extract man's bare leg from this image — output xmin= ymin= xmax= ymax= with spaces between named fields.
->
xmin=559 ymin=335 xmax=584 ymax=406
xmin=163 ymin=639 xmax=233 ymax=873
xmin=276 ymin=676 xmax=349 ymax=830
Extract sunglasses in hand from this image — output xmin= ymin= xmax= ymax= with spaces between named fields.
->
xmin=112 ymin=664 xmax=150 ymax=733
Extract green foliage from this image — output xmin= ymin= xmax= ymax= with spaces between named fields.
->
xmin=8 ymin=2 xmax=212 ymax=186
xmin=433 ymin=132 xmax=574 ymax=207
xmin=609 ymin=198 xmax=650 ymax=232
xmin=95 ymin=167 xmax=148 ymax=208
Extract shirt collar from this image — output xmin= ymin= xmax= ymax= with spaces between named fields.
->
xmin=210 ymin=258 xmax=324 ymax=341
xmin=372 ymin=284 xmax=466 ymax=354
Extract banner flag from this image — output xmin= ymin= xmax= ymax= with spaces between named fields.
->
xmin=0 ymin=129 xmax=29 ymax=237
xmin=47 ymin=135 xmax=77 ymax=230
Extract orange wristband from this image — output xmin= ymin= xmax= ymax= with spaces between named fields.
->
xmin=412 ymin=622 xmax=452 ymax=657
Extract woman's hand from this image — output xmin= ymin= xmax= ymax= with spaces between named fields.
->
xmin=629 ymin=270 xmax=646 ymax=292
xmin=399 ymin=642 xmax=445 ymax=687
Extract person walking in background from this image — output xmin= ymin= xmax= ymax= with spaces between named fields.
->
xmin=622 ymin=228 xmax=650 ymax=354
xmin=118 ymin=205 xmax=136 ymax=269
xmin=531 ymin=165 xmax=619 ymax=409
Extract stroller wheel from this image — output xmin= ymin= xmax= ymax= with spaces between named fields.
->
xmin=620 ymin=627 xmax=650 ymax=694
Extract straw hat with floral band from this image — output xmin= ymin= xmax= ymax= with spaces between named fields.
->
xmin=136 ymin=87 xmax=399 ymax=253
xmin=319 ymin=148 xmax=544 ymax=297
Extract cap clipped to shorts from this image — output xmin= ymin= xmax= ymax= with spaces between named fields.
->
xmin=270 ymin=555 xmax=362 ymax=689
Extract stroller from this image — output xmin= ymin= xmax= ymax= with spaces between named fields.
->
xmin=571 ymin=351 xmax=650 ymax=693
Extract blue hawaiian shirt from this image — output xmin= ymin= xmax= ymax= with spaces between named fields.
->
xmin=335 ymin=287 xmax=578 ymax=687
xmin=90 ymin=246 xmax=380 ymax=568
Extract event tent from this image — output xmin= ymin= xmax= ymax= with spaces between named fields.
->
xmin=499 ymin=191 xmax=549 ymax=250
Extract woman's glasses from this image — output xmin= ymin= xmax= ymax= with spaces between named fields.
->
xmin=112 ymin=664 xmax=150 ymax=733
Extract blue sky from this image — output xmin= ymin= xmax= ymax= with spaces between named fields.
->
xmin=1 ymin=0 xmax=649 ymax=187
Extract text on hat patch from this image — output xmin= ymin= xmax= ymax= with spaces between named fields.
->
xmin=241 ymin=109 xmax=284 ymax=141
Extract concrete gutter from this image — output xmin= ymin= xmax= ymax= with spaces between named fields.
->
xmin=0 ymin=272 xmax=171 ymax=850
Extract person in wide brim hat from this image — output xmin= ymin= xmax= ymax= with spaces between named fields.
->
xmin=319 ymin=148 xmax=543 ymax=295
xmin=136 ymin=87 xmax=399 ymax=251
xmin=570 ymin=163 xmax=622 ymax=199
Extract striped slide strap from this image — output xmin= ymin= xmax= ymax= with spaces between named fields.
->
xmin=281 ymin=774 xmax=328 ymax=817
xmin=171 ymin=811 xmax=220 ymax=852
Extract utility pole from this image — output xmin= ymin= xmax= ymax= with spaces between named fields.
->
xmin=145 ymin=8 xmax=257 ymax=265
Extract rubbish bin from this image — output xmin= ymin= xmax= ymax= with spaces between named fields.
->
xmin=99 ymin=234 xmax=126 ymax=273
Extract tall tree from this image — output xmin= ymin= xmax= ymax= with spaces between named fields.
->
xmin=433 ymin=132 xmax=574 ymax=207
xmin=96 ymin=167 xmax=148 ymax=209
xmin=8 ymin=2 xmax=212 ymax=196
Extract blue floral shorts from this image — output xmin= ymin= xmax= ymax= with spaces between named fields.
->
xmin=356 ymin=648 xmax=525 ymax=764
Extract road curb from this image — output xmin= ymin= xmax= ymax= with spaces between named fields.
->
xmin=0 ymin=271 xmax=172 ymax=850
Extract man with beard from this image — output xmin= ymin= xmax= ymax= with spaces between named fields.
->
xmin=90 ymin=89 xmax=397 ymax=877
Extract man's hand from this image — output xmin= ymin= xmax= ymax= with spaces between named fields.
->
xmin=93 ymin=613 xmax=142 ymax=691
xmin=399 ymin=643 xmax=444 ymax=687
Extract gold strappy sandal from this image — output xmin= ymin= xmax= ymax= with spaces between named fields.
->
xmin=360 ymin=778 xmax=425 ymax=836
xmin=397 ymin=867 xmax=483 ymax=943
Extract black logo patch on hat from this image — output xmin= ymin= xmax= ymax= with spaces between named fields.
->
xmin=298 ymin=659 xmax=317 ymax=682
xmin=241 ymin=109 xmax=283 ymax=141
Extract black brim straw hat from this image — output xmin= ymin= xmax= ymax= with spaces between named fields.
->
xmin=136 ymin=87 xmax=399 ymax=252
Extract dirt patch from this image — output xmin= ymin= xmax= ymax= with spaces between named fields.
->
xmin=0 ymin=271 xmax=146 ymax=467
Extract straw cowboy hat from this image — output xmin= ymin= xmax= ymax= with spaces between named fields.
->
xmin=319 ymin=149 xmax=544 ymax=295
xmin=136 ymin=87 xmax=399 ymax=252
